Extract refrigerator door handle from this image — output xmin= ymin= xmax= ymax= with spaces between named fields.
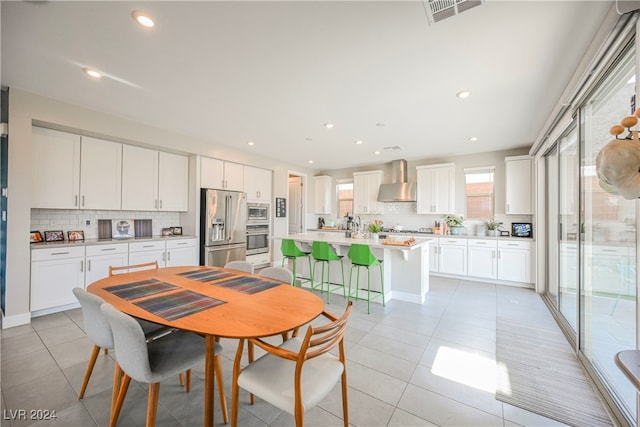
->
xmin=226 ymin=195 xmax=232 ymax=242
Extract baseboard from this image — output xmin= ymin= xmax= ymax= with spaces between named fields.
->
xmin=2 ymin=311 xmax=32 ymax=329
xmin=388 ymin=291 xmax=425 ymax=304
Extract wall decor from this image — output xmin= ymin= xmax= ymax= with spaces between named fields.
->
xmin=172 ymin=226 xmax=183 ymax=235
xmin=162 ymin=227 xmax=173 ymax=236
xmin=275 ymin=197 xmax=286 ymax=218
xmin=112 ymin=219 xmax=135 ymax=239
xmin=44 ymin=230 xmax=64 ymax=242
xmin=30 ymin=230 xmax=43 ymax=243
xmin=67 ymin=230 xmax=85 ymax=241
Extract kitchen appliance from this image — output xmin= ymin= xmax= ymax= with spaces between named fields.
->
xmin=246 ymin=223 xmax=270 ymax=255
xmin=318 ymin=217 xmax=325 ymax=229
xmin=247 ymin=203 xmax=269 ymax=224
xmin=200 ymin=188 xmax=247 ymax=267
xmin=377 ymin=159 xmax=416 ymax=202
xmin=346 ymin=215 xmax=354 ymax=231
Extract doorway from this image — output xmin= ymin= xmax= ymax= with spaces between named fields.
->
xmin=288 ymin=172 xmax=306 ymax=234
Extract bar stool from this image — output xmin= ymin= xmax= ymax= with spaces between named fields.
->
xmin=311 ymin=241 xmax=345 ymax=303
xmin=281 ymin=239 xmax=312 ymax=286
xmin=347 ymin=244 xmax=385 ymax=314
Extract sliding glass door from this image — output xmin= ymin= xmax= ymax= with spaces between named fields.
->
xmin=579 ymin=44 xmax=636 ymax=420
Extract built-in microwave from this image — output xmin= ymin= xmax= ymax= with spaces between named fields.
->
xmin=247 ymin=203 xmax=269 ymax=224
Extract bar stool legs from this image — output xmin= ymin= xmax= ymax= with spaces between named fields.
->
xmin=347 ymin=244 xmax=385 ymax=314
xmin=311 ymin=241 xmax=346 ymax=303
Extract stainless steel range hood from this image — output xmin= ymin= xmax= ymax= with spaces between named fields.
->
xmin=377 ymin=159 xmax=416 ymax=202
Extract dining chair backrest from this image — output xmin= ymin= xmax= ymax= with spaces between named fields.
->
xmin=259 ymin=266 xmax=294 ymax=285
xmin=347 ymin=244 xmax=379 ymax=267
xmin=297 ymin=300 xmax=352 ymax=361
xmin=109 ymin=261 xmax=159 ymax=276
xmin=100 ymin=303 xmax=154 ymax=383
xmin=281 ymin=239 xmax=307 ymax=258
xmin=225 ymin=260 xmax=255 ymax=274
xmin=72 ymin=287 xmax=113 ymax=349
xmin=311 ymin=241 xmax=340 ymax=261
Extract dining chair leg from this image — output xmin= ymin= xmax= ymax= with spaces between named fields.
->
xmin=110 ymin=362 xmax=123 ymax=421
xmin=185 ymin=369 xmax=191 ymax=393
xmin=215 ymin=355 xmax=229 ymax=423
xmin=78 ymin=344 xmax=100 ymax=399
xmin=248 ymin=341 xmax=255 ymax=404
xmin=110 ymin=374 xmax=131 ymax=427
xmin=341 ymin=370 xmax=349 ymax=427
xmin=147 ymin=382 xmax=160 ymax=427
xmin=231 ymin=339 xmax=245 ymax=427
xmin=179 ymin=372 xmax=185 ymax=387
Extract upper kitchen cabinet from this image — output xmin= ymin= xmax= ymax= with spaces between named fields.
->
xmin=121 ymin=145 xmax=188 ymax=211
xmin=200 ymin=157 xmax=244 ymax=192
xmin=244 ymin=166 xmax=272 ymax=203
xmin=416 ymin=163 xmax=455 ymax=214
xmin=314 ymin=175 xmax=332 ymax=214
xmin=32 ymin=127 xmax=122 ymax=210
xmin=353 ymin=170 xmax=383 ymax=214
xmin=505 ymin=155 xmax=532 ymax=215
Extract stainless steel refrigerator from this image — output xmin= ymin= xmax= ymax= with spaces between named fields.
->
xmin=200 ymin=188 xmax=247 ymax=267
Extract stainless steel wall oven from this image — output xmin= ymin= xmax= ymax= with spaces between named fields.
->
xmin=246 ymin=223 xmax=269 ymax=255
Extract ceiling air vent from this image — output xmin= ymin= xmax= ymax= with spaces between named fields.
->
xmin=423 ymin=0 xmax=484 ymax=25
xmin=383 ymin=145 xmax=402 ymax=152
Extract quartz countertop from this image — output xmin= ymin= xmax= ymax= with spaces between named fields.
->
xmin=307 ymin=228 xmax=534 ymax=242
xmin=30 ymin=235 xmax=197 ymax=249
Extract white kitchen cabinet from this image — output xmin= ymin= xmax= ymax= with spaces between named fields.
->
xmin=314 ymin=175 xmax=333 ymax=214
xmin=201 ymin=157 xmax=244 ymax=192
xmin=244 ymin=166 xmax=272 ymax=203
xmin=85 ymin=243 xmax=128 ymax=287
xmin=353 ymin=170 xmax=383 ymax=215
xmin=128 ymin=240 xmax=167 ymax=266
xmin=416 ymin=163 xmax=455 ymax=214
xmin=429 ymin=238 xmax=440 ymax=273
xmin=166 ymin=238 xmax=198 ymax=267
xmin=32 ymin=128 xmax=122 ymax=210
xmin=468 ymin=239 xmax=497 ymax=279
xmin=505 ymin=156 xmax=532 ymax=215
xmin=122 ymin=145 xmax=189 ymax=211
xmin=30 ymin=246 xmax=85 ymax=312
xmin=497 ymin=240 xmax=532 ymax=283
xmin=439 ymin=237 xmax=467 ymax=275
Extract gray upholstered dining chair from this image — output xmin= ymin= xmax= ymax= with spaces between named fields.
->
xmin=258 ymin=266 xmax=294 ymax=284
xmin=231 ymin=302 xmax=353 ymax=427
xmin=224 ymin=260 xmax=255 ymax=274
xmin=101 ymin=303 xmax=228 ymax=426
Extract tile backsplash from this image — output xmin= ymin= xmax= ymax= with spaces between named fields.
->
xmin=30 ymin=209 xmax=181 ymax=239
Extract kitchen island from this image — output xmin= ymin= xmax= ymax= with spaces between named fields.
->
xmin=273 ymin=232 xmax=433 ymax=305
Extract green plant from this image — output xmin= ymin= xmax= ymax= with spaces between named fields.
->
xmin=368 ymin=220 xmax=383 ymax=233
xmin=482 ymin=218 xmax=503 ymax=230
xmin=443 ymin=214 xmax=464 ymax=227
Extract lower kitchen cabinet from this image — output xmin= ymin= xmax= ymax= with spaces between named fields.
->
xmin=429 ymin=240 xmax=440 ymax=273
xmin=31 ymin=246 xmax=85 ymax=312
xmin=439 ymin=238 xmax=467 ymax=276
xmin=129 ymin=240 xmax=167 ymax=266
xmin=85 ymin=243 xmax=128 ymax=286
xmin=497 ymin=240 xmax=532 ymax=283
xmin=468 ymin=239 xmax=497 ymax=279
xmin=165 ymin=238 xmax=198 ymax=266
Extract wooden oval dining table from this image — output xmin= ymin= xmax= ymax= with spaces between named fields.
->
xmin=87 ymin=265 xmax=325 ymax=427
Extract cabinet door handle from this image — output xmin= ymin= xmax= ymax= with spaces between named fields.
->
xmin=162 ymin=252 xmax=166 ymax=262
xmin=168 ymin=251 xmax=171 ymax=261
xmin=506 ymin=203 xmax=510 ymax=213
xmin=492 ymin=250 xmax=496 ymax=259
xmin=82 ymin=195 xmax=85 ymax=207
xmin=80 ymin=260 xmax=84 ymax=273
xmin=75 ymin=195 xmax=78 ymax=207
xmin=88 ymin=259 xmax=92 ymax=271
xmin=101 ymin=248 xmax=116 ymax=251
xmin=601 ymin=249 xmax=617 ymax=252
xmin=51 ymin=251 xmax=70 ymax=256
xmin=142 ymin=245 xmax=155 ymax=248
xmin=155 ymin=200 xmax=158 ymax=209
xmin=159 ymin=200 xmax=163 ymax=209
xmin=497 ymin=250 xmax=501 ymax=259
xmin=177 ymin=242 xmax=188 ymax=245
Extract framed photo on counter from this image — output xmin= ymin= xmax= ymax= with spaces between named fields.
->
xmin=30 ymin=231 xmax=43 ymax=243
xmin=44 ymin=230 xmax=64 ymax=242
xmin=68 ymin=230 xmax=85 ymax=241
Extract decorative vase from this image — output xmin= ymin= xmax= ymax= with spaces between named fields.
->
xmin=371 ymin=233 xmax=379 ymax=242
xmin=449 ymin=226 xmax=464 ymax=235
xmin=486 ymin=229 xmax=499 ymax=237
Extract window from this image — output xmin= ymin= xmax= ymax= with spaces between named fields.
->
xmin=465 ymin=167 xmax=495 ymax=219
xmin=336 ymin=180 xmax=353 ymax=217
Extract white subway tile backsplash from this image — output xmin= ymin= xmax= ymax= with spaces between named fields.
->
xmin=31 ymin=209 xmax=181 ymax=239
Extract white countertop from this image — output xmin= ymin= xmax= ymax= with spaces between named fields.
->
xmin=30 ymin=235 xmax=197 ymax=249
xmin=275 ymin=232 xmax=433 ymax=251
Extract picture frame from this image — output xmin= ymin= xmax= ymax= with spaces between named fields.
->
xmin=67 ymin=230 xmax=85 ymax=241
xmin=44 ymin=230 xmax=65 ymax=242
xmin=511 ymin=222 xmax=532 ymax=238
xmin=172 ymin=226 xmax=183 ymax=236
xmin=30 ymin=230 xmax=43 ymax=243
xmin=162 ymin=227 xmax=173 ymax=236
xmin=275 ymin=197 xmax=286 ymax=218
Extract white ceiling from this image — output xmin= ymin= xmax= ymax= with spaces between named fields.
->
xmin=1 ymin=1 xmax=614 ymax=171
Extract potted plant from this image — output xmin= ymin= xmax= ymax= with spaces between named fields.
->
xmin=482 ymin=218 xmax=503 ymax=236
xmin=443 ymin=214 xmax=465 ymax=235
xmin=368 ymin=220 xmax=383 ymax=241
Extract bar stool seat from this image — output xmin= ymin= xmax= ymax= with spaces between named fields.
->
xmin=347 ymin=244 xmax=385 ymax=314
xmin=281 ymin=239 xmax=312 ymax=286
xmin=311 ymin=241 xmax=345 ymax=303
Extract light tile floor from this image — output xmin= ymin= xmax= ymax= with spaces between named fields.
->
xmin=0 ymin=276 xmax=610 ymax=426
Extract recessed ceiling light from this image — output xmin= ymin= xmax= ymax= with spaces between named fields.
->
xmin=247 ymin=141 xmax=255 ymax=146
xmin=469 ymin=137 xmax=478 ymax=142
xmin=131 ymin=11 xmax=154 ymax=28
xmin=355 ymin=140 xmax=363 ymax=145
xmin=324 ymin=123 xmax=334 ymax=129
xmin=374 ymin=151 xmax=380 ymax=155
xmin=83 ymin=67 xmax=102 ymax=79
xmin=456 ymin=90 xmax=471 ymax=99
xmin=308 ymin=160 xmax=314 ymax=164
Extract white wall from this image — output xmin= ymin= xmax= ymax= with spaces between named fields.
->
xmin=4 ymin=88 xmax=314 ymax=327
